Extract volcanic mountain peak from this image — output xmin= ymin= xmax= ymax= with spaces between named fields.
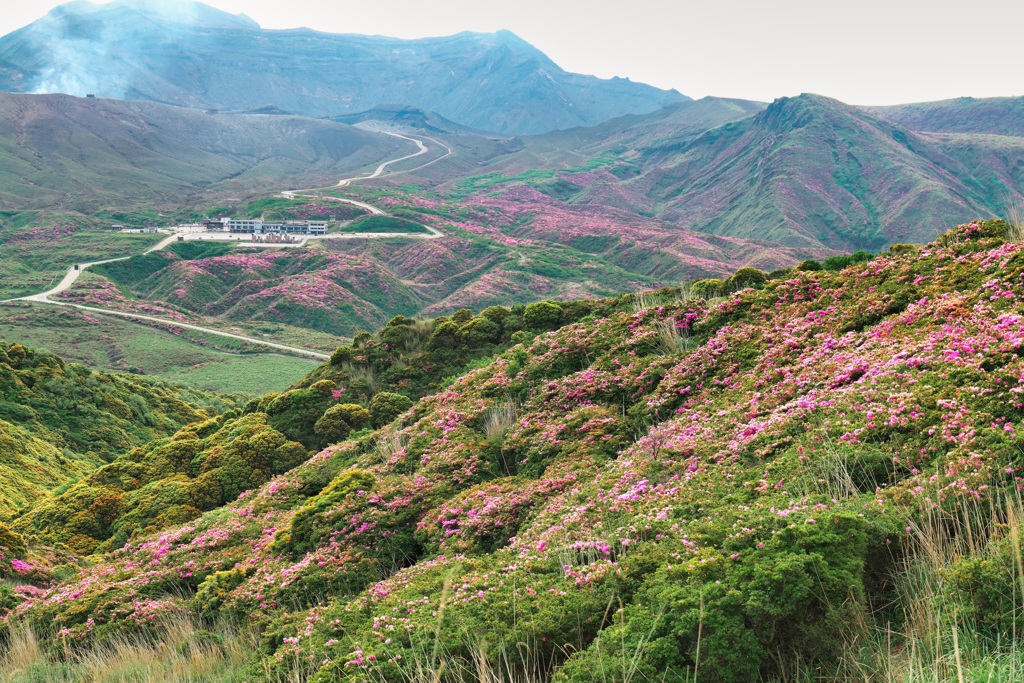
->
xmin=39 ymin=0 xmax=259 ymax=31
xmin=0 ymin=0 xmax=686 ymax=134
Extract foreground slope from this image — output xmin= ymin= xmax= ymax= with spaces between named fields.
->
xmin=6 ymin=220 xmax=1024 ymax=681
xmin=0 ymin=0 xmax=685 ymax=135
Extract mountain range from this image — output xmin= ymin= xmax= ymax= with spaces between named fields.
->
xmin=0 ymin=0 xmax=685 ymax=135
xmin=483 ymin=93 xmax=1024 ymax=250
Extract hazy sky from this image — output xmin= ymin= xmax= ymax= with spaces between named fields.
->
xmin=4 ymin=0 xmax=1022 ymax=105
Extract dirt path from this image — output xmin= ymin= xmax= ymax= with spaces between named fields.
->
xmin=36 ymin=300 xmax=330 ymax=360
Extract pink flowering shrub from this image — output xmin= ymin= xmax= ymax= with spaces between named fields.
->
xmin=10 ymin=220 xmax=1024 ymax=682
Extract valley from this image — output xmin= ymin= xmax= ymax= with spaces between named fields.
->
xmin=2 ymin=131 xmax=457 ymax=373
xmin=2 ymin=2 xmax=1024 ymax=681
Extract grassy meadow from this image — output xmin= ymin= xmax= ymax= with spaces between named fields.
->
xmin=0 ymin=305 xmax=316 ymax=395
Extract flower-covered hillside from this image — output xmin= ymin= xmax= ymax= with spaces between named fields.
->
xmin=7 ymin=220 xmax=1024 ymax=681
xmin=92 ymin=245 xmax=425 ymax=336
xmin=5 ymin=300 xmax=632 ymax=559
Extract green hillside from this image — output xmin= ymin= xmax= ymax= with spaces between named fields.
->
xmin=0 ymin=92 xmax=406 ymax=213
xmin=0 ymin=339 xmax=240 ymax=517
xmin=4 ymin=220 xmax=1024 ymax=682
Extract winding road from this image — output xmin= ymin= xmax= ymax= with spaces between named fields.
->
xmin=2 ymin=131 xmax=452 ymax=361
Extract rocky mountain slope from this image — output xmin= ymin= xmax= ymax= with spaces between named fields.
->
xmin=4 ymin=220 xmax=1024 ymax=682
xmin=0 ymin=0 xmax=685 ymax=135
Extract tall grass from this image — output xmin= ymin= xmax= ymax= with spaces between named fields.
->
xmin=653 ymin=319 xmax=692 ymax=356
xmin=1007 ymin=199 xmax=1024 ymax=244
xmin=837 ymin=489 xmax=1024 ymax=683
xmin=482 ymin=402 xmax=520 ymax=441
xmin=627 ymin=287 xmax=698 ymax=315
xmin=0 ymin=615 xmax=251 ymax=683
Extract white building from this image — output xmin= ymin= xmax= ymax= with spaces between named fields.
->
xmin=223 ymin=219 xmax=327 ymax=235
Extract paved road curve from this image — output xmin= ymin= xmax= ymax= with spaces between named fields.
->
xmin=2 ymin=131 xmax=451 ymax=361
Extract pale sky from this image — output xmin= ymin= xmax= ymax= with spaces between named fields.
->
xmin=3 ymin=0 xmax=1022 ymax=105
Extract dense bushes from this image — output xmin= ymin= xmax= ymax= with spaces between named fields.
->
xmin=7 ymin=230 xmax=989 ymax=680
xmin=13 ymin=413 xmax=306 ymax=554
xmin=0 ymin=340 xmax=237 ymax=513
xmin=313 ymin=404 xmax=371 ymax=443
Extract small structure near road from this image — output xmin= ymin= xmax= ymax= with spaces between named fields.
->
xmin=203 ymin=218 xmax=327 ymax=235
xmin=253 ymin=233 xmax=298 ymax=244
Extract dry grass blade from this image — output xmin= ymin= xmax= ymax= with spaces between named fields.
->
xmin=1004 ymin=197 xmax=1024 ymax=243
xmin=483 ymin=402 xmax=520 ymax=441
xmin=654 ymin=319 xmax=692 ymax=355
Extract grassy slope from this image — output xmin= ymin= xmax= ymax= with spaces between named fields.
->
xmin=0 ymin=306 xmax=319 ymax=395
xmin=6 ymin=220 xmax=1024 ymax=681
xmin=614 ymin=95 xmax=1014 ymax=250
xmin=0 ymin=338 xmax=240 ymax=517
xmin=865 ymin=95 xmax=1024 ymax=137
xmin=0 ymin=222 xmax=163 ymax=299
xmin=0 ymin=93 xmax=406 ymax=213
xmin=438 ymin=94 xmax=1024 ymax=252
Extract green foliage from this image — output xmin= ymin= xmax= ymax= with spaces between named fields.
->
xmin=280 ymin=469 xmax=376 ymax=555
xmin=726 ymin=266 xmax=767 ymax=290
xmin=195 ymin=568 xmax=248 ymax=618
xmin=369 ymin=392 xmax=414 ymax=429
xmin=14 ymin=413 xmax=305 ymax=554
xmin=0 ymin=584 xmax=20 ymax=617
xmin=524 ymin=300 xmax=563 ymax=330
xmin=313 ymin=403 xmax=371 ymax=445
xmin=690 ymin=278 xmax=725 ymax=299
xmin=329 ymin=345 xmax=355 ymax=366
xmin=822 ymin=250 xmax=874 ymax=271
xmin=266 ymin=388 xmax=339 ymax=449
xmin=0 ymin=339 xmax=238 ymax=514
xmin=337 ymin=215 xmax=430 ymax=234
xmin=457 ymin=316 xmax=501 ymax=346
xmin=0 ymin=522 xmax=26 ymax=557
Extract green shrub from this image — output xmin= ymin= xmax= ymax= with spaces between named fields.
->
xmin=429 ymin=320 xmax=461 ymax=350
xmin=313 ymin=404 xmax=371 ymax=445
xmin=330 ymin=345 xmax=355 ymax=366
xmin=480 ymin=306 xmax=511 ymax=324
xmin=524 ymin=301 xmax=563 ymax=330
xmin=369 ymin=392 xmax=414 ymax=429
xmin=690 ymin=278 xmax=725 ymax=299
xmin=458 ymin=316 xmax=501 ymax=346
xmin=823 ymin=250 xmax=873 ymax=271
xmin=726 ymin=267 xmax=767 ymax=290
xmin=280 ymin=469 xmax=376 ymax=555
xmin=0 ymin=522 xmax=26 ymax=557
xmin=194 ymin=568 xmax=248 ymax=618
